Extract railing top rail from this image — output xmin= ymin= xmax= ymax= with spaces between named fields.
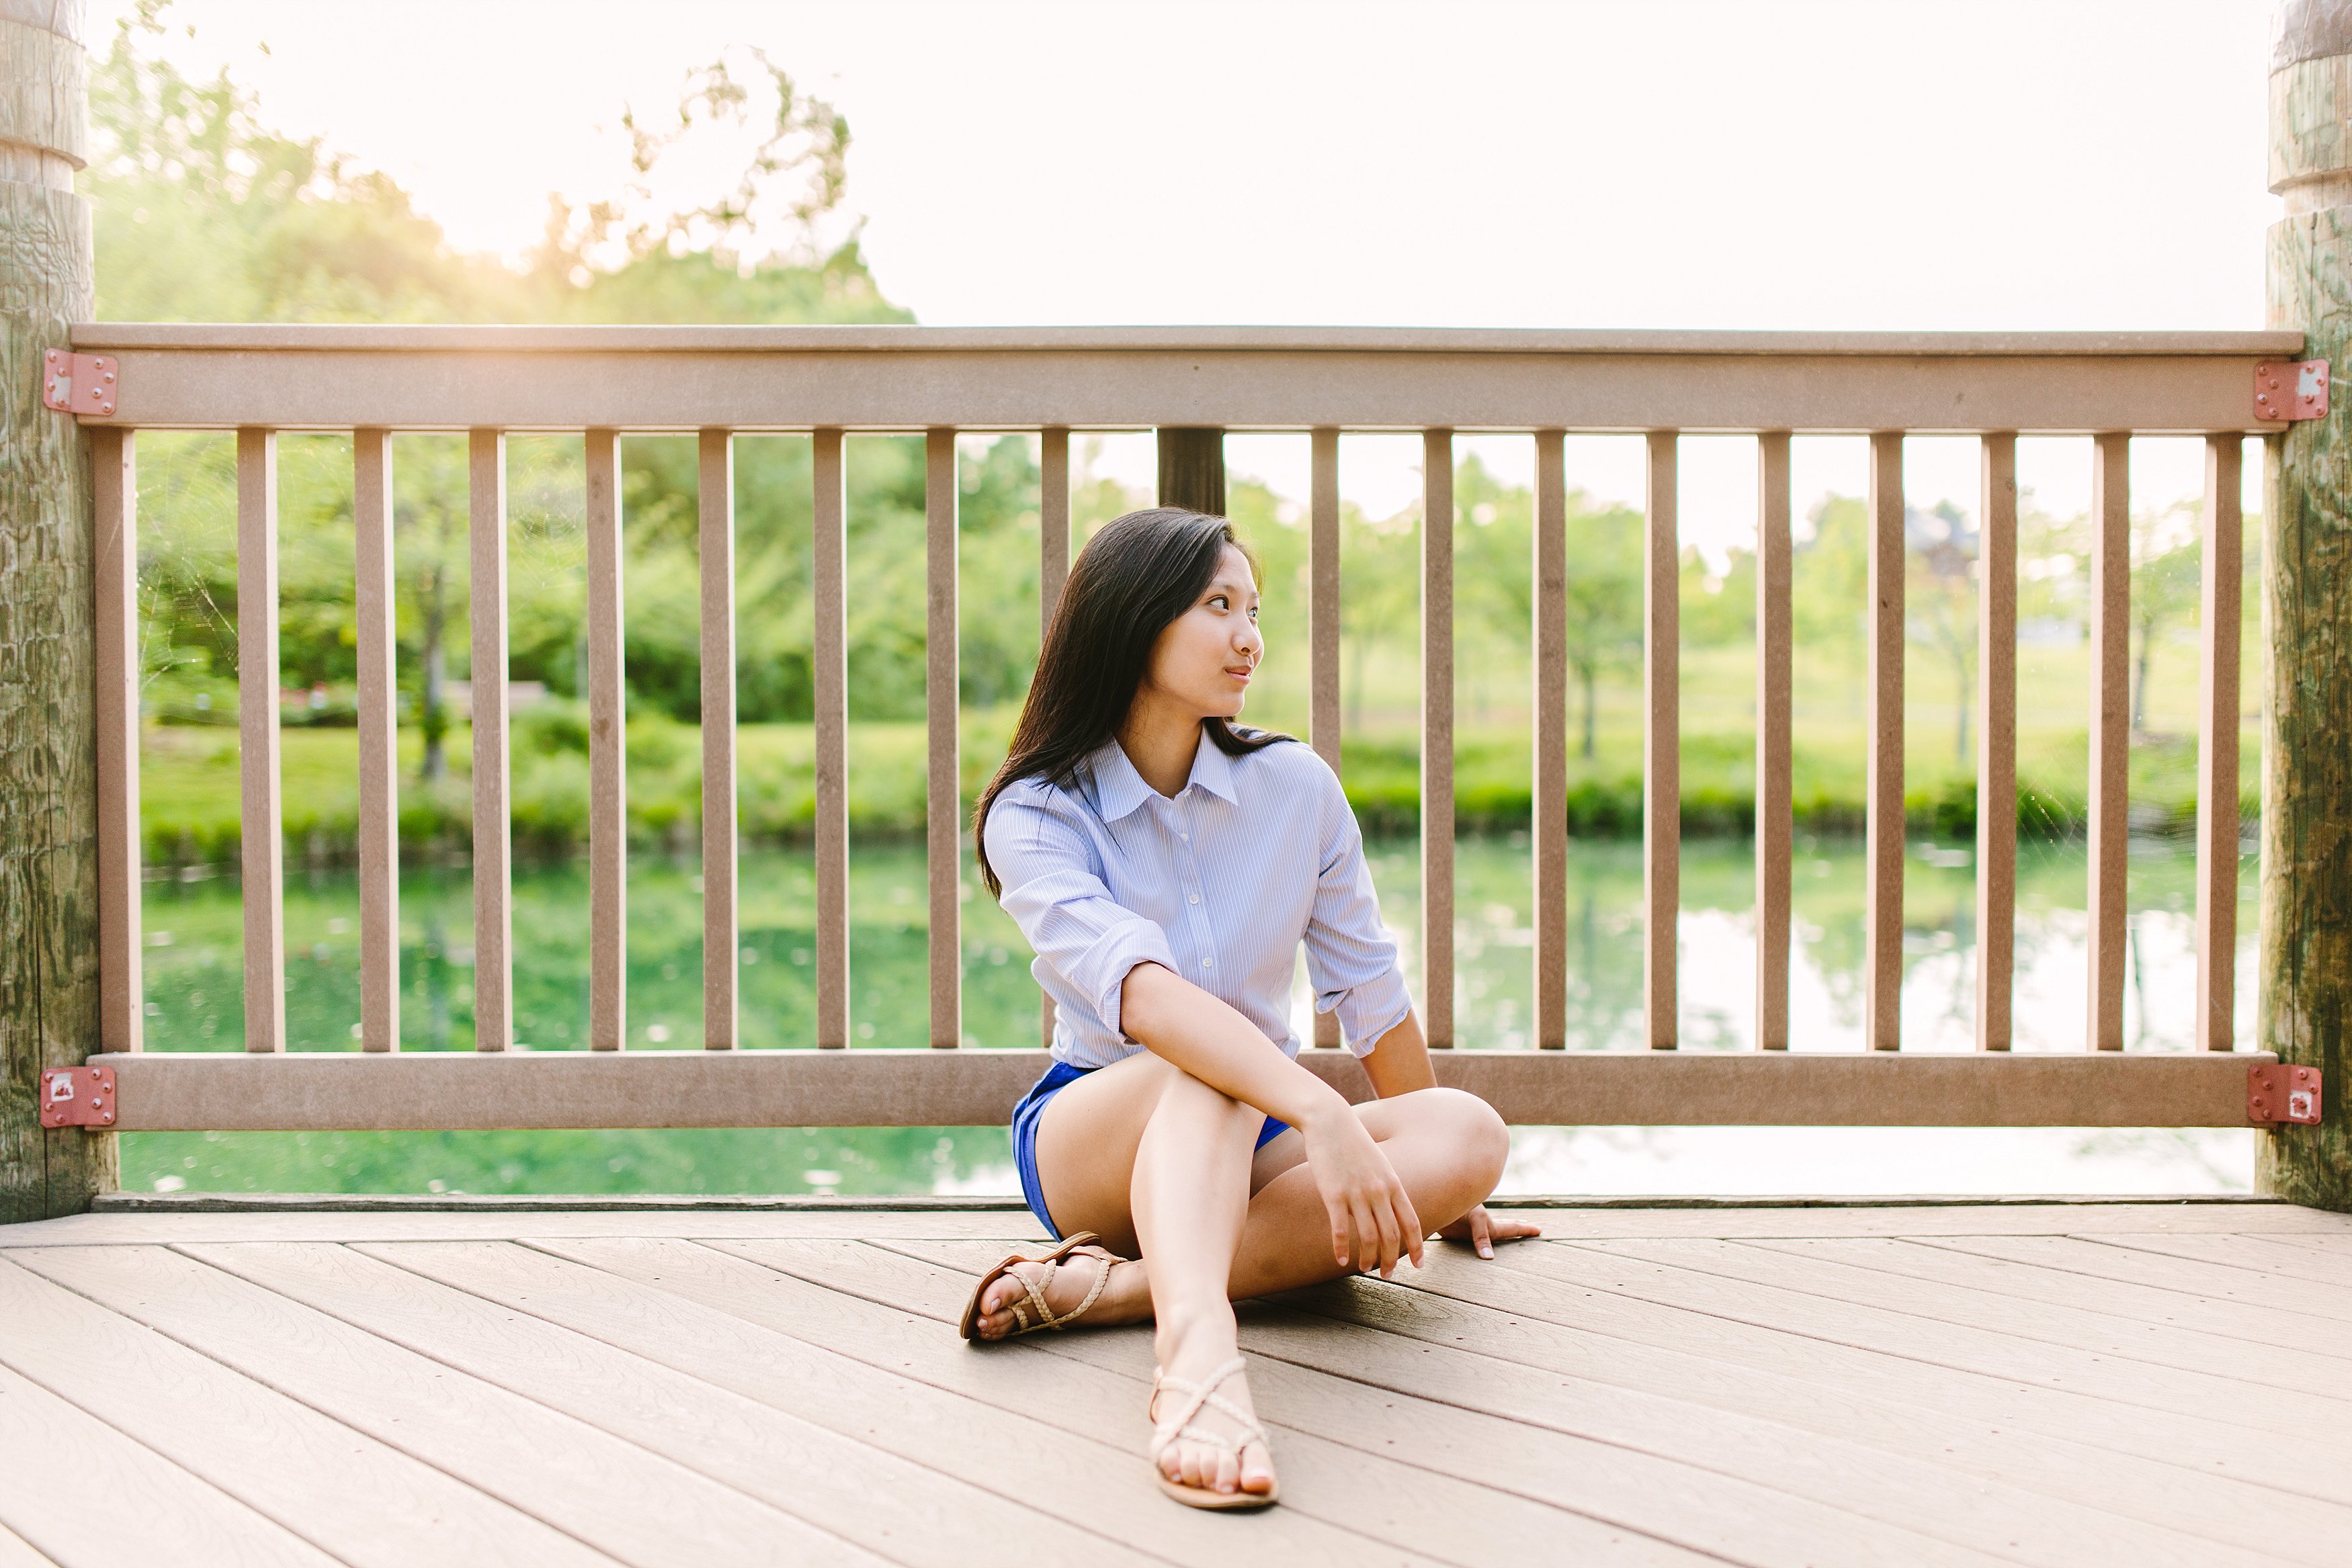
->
xmin=61 ymin=324 xmax=2304 ymax=435
xmin=70 ymin=322 xmax=2306 ymax=359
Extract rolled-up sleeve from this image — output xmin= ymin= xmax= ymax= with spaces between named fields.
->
xmin=1301 ymin=768 xmax=1413 ymax=1056
xmin=985 ymin=786 xmax=1176 ymax=1039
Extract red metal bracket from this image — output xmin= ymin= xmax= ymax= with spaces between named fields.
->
xmin=39 ymin=1065 xmax=115 ymax=1129
xmin=2248 ymin=1063 xmax=2322 ymax=1126
xmin=2255 ymin=359 xmax=2328 ymax=423
xmin=41 ymin=350 xmax=118 ymax=417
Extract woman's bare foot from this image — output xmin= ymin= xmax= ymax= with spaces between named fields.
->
xmin=971 ymin=1249 xmax=1151 ymax=1340
xmin=1150 ymin=1317 xmax=1277 ymax=1500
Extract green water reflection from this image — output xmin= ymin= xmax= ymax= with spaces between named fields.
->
xmin=127 ymin=835 xmax=2257 ymax=1195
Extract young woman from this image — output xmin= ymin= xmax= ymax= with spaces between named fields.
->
xmin=963 ymin=507 xmax=1538 ymax=1510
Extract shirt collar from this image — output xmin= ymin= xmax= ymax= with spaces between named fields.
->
xmin=1187 ymin=729 xmax=1240 ymax=804
xmin=1088 ymin=727 xmax=1239 ymax=820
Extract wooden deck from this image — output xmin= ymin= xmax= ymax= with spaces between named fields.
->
xmin=0 ymin=1201 xmax=2347 ymax=1567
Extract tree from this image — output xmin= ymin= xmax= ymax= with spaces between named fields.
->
xmin=1907 ymin=500 xmax=1978 ymax=765
xmin=87 ymin=11 xmax=923 ymax=739
xmin=1560 ymin=500 xmax=1644 ymax=760
xmin=2129 ymin=500 xmax=2202 ymax=735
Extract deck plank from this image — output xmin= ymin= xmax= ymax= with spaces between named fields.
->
xmin=0 ymin=1210 xmax=1050 ymax=1248
xmin=3 ymin=1201 xmax=2344 ymax=1567
xmin=1479 ymin=1203 xmax=2352 ymax=1238
xmin=716 ymin=1235 xmax=2009 ymax=1568
xmin=2092 ymin=1230 xmax=2352 ymax=1291
xmin=0 ymin=1360 xmax=339 ymax=1568
xmin=366 ymin=1239 xmax=1458 ymax=1568
xmin=1260 ymin=1236 xmax=2352 ymax=1519
xmin=1745 ymin=1235 xmax=2352 ymax=1350
xmin=191 ymin=1241 xmax=1150 ymax=1568
xmin=1917 ymin=1234 xmax=2352 ymax=1321
xmin=0 ymin=1258 xmax=619 ymax=1568
xmin=880 ymin=1237 xmax=2310 ymax=1568
xmin=11 ymin=1202 xmax=2349 ymax=1251
xmin=551 ymin=1237 xmax=1647 ymax=1568
xmin=1509 ymin=1239 xmax=2352 ymax=1432
xmin=8 ymin=1246 xmax=887 ymax=1568
xmin=1586 ymin=1237 xmax=2352 ymax=1395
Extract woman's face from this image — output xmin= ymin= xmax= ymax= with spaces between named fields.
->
xmin=1139 ymin=544 xmax=1263 ymax=721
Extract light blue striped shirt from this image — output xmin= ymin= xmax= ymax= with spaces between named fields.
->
xmin=983 ymin=730 xmax=1413 ymax=1070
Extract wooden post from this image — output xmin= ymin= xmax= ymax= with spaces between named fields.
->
xmin=2259 ymin=0 xmax=2352 ymax=1209
xmin=699 ymin=429 xmax=737 ymax=1050
xmin=925 ymin=429 xmax=960 ymax=1049
xmin=1310 ymin=429 xmax=1344 ymax=1048
xmin=1039 ymin=429 xmax=1068 ymax=1050
xmin=0 ymin=1 xmax=113 ymax=1219
xmin=1754 ymin=433 xmax=1793 ymax=1051
xmin=1423 ymin=430 xmax=1456 ymax=1049
xmin=1977 ymin=435 xmax=2019 ymax=1052
xmin=1157 ymin=428 xmax=1225 ymax=515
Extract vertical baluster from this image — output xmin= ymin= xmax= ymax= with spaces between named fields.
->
xmin=354 ymin=429 xmax=398 ymax=1053
xmin=236 ymin=428 xmax=286 ymax=1053
xmin=1421 ymin=429 xmax=1455 ymax=1048
xmin=814 ymin=430 xmax=849 ymax=1049
xmin=585 ymin=428 xmax=626 ymax=1051
xmin=1311 ymin=427 xmax=1344 ymax=1048
xmin=1755 ymin=432 xmax=1793 ymax=1051
xmin=1040 ymin=427 xmax=1071 ymax=627
xmin=1038 ymin=427 xmax=1068 ymax=1050
xmin=1644 ymin=431 xmax=1679 ymax=1050
xmin=2196 ymin=436 xmax=2243 ymax=1051
xmin=468 ymin=429 xmax=513 ymax=1053
xmin=1531 ymin=430 xmax=1568 ymax=1050
xmin=93 ymin=427 xmax=140 ymax=1054
xmin=1976 ymin=433 xmax=2019 ymax=1051
xmin=700 ymin=428 xmax=737 ymax=1050
xmin=927 ymin=428 xmax=962 ymax=1048
xmin=2087 ymin=432 xmax=2130 ymax=1051
xmin=1864 ymin=431 xmax=1905 ymax=1051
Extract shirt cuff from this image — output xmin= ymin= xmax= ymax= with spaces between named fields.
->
xmin=1320 ymin=966 xmax=1413 ymax=1059
xmin=1072 ymin=918 xmax=1179 ymax=1040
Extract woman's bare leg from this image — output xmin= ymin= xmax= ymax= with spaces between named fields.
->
xmin=970 ymin=1059 xmax=1511 ymax=1339
xmin=1130 ymin=1063 xmax=1275 ymax=1495
xmin=972 ymin=1055 xmax=1509 ymax=1497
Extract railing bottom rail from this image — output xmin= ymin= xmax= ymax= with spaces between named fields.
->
xmin=85 ymin=1050 xmax=2282 ymax=1132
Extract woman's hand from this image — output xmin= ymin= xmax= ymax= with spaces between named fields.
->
xmin=1437 ymin=1205 xmax=1543 ymax=1260
xmin=1299 ymin=1106 xmax=1423 ymax=1277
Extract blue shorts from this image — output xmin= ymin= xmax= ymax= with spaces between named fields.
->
xmin=1012 ymin=1059 xmax=1294 ymax=1239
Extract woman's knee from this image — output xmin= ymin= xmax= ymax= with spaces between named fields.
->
xmin=1150 ymin=1064 xmax=1263 ymax=1143
xmin=1403 ymin=1086 xmax=1509 ymax=1188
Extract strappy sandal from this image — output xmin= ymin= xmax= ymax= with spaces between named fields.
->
xmin=1148 ymin=1356 xmax=1280 ymax=1510
xmin=957 ymin=1231 xmax=1121 ymax=1342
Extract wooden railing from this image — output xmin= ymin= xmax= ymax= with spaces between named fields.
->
xmin=71 ymin=325 xmax=2305 ymax=1132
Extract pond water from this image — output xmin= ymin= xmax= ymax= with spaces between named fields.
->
xmin=128 ymin=834 xmax=2260 ymax=1198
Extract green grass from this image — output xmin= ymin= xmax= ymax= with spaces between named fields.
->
xmin=142 ymin=627 xmax=2255 ymax=865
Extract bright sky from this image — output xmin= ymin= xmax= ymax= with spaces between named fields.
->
xmin=95 ymin=0 xmax=2281 ymax=541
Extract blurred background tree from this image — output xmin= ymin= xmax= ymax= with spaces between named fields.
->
xmin=100 ymin=0 xmax=2244 ymax=865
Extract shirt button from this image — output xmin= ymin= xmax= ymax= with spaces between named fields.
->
xmin=1188 ymin=894 xmax=1200 ymax=904
xmin=1201 ymin=957 xmax=1214 ymax=970
xmin=1180 ymin=832 xmax=1190 ymax=842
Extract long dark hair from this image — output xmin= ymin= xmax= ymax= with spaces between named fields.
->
xmin=974 ymin=507 xmax=1292 ymax=896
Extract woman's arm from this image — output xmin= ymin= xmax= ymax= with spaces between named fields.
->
xmin=1355 ymin=1010 xmax=1542 ymax=1258
xmin=1120 ymin=960 xmax=1424 ymax=1276
xmin=1357 ymin=1011 xmax=1437 ymax=1098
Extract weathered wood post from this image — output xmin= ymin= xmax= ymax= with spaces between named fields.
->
xmin=2260 ymin=0 xmax=2352 ymax=1211
xmin=1157 ymin=427 xmax=1226 ymax=515
xmin=0 ymin=0 xmax=113 ymax=1221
